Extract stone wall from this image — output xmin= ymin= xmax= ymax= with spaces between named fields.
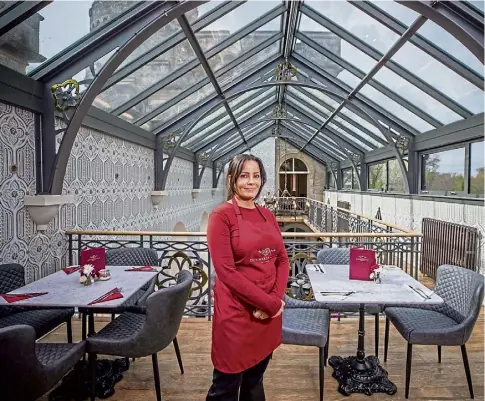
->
xmin=276 ymin=139 xmax=326 ymax=201
xmin=0 ymin=102 xmax=224 ymax=282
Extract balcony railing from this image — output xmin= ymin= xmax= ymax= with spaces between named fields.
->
xmin=66 ymin=222 xmax=422 ymax=319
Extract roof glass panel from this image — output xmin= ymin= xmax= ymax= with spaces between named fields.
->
xmin=198 ymin=120 xmax=235 ymax=149
xmin=369 ymin=1 xmax=418 ymax=25
xmin=339 ymin=106 xmax=387 ymax=141
xmin=237 ymin=97 xmax=274 ymax=123
xmin=196 ymin=1 xmax=280 ymax=52
xmin=297 ymin=16 xmax=375 ymax=73
xmin=208 ymin=17 xmax=280 ymax=72
xmin=468 ymin=1 xmax=485 ymax=12
xmin=372 ymin=67 xmax=462 ymax=124
xmin=342 ymin=73 xmax=435 ymax=132
xmin=191 ymin=105 xmax=227 ymax=134
xmin=124 ymin=83 xmax=214 ymax=127
xmin=391 ymin=42 xmax=484 ymax=114
xmin=228 ymin=88 xmax=271 ymax=109
xmin=417 ymin=21 xmax=483 ymax=76
xmin=304 ymin=0 xmax=399 ymax=54
xmin=0 ymin=1 xmax=141 ymax=74
xmin=218 ymin=40 xmax=281 ymax=88
xmin=95 ymin=41 xmax=198 ymax=112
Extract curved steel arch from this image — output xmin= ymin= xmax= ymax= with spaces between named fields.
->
xmin=161 ymin=81 xmax=410 ymax=192
xmin=47 ymin=1 xmax=207 ymax=194
xmin=396 ymin=0 xmax=484 ymax=64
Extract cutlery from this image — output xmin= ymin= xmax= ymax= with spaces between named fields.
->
xmin=408 ymin=285 xmax=433 ymax=300
xmin=318 ymin=264 xmax=326 ymax=274
xmin=320 ymin=291 xmax=354 ymax=296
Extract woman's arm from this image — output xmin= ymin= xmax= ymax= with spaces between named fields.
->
xmin=270 ymin=214 xmax=290 ymax=299
xmin=208 ymin=211 xmax=282 ymax=317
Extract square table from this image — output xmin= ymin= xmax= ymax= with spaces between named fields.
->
xmin=0 ymin=266 xmax=159 ymax=309
xmin=307 ymin=264 xmax=443 ymax=396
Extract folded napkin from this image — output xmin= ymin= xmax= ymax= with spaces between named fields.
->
xmin=0 ymin=292 xmax=48 ymax=303
xmin=63 ymin=265 xmax=81 ymax=275
xmin=88 ymin=288 xmax=123 ymax=306
xmin=125 ymin=265 xmax=158 ymax=272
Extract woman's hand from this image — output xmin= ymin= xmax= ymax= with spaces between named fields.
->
xmin=253 ymin=299 xmax=285 ymax=320
xmin=272 ymin=299 xmax=285 ymax=318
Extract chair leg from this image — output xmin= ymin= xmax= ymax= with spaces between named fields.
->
xmin=111 ymin=312 xmax=115 ymax=321
xmin=89 ymin=353 xmax=97 ymax=401
xmin=374 ymin=313 xmax=379 ymax=358
xmin=318 ymin=347 xmax=325 ymax=401
xmin=384 ymin=317 xmax=390 ymax=362
xmin=81 ymin=312 xmax=87 ymax=341
xmin=461 ymin=344 xmax=474 ymax=399
xmin=437 ymin=345 xmax=441 ymax=363
xmin=152 ymin=353 xmax=162 ymax=401
xmin=405 ymin=343 xmax=412 ymax=399
xmin=173 ymin=336 xmax=184 ymax=374
xmin=66 ymin=318 xmax=73 ymax=343
xmin=324 ymin=314 xmax=331 ymax=366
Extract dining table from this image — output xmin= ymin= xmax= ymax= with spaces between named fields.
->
xmin=307 ymin=263 xmax=443 ymax=396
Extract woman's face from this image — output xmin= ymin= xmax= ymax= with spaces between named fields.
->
xmin=235 ymin=160 xmax=261 ymax=200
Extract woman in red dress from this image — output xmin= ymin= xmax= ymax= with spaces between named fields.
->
xmin=206 ymin=154 xmax=290 ymax=401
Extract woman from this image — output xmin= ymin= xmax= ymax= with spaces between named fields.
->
xmin=206 ymin=154 xmax=290 ymax=401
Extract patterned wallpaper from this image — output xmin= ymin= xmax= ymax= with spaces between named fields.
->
xmin=0 ymin=102 xmax=224 ymax=282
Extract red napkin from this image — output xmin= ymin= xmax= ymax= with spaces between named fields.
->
xmin=0 ymin=292 xmax=48 ymax=303
xmin=63 ymin=266 xmax=81 ymax=275
xmin=88 ymin=288 xmax=123 ymax=306
xmin=125 ymin=265 xmax=158 ymax=272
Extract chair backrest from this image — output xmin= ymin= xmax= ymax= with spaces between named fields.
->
xmin=133 ymin=270 xmax=193 ymax=355
xmin=434 ymin=264 xmax=484 ymax=342
xmin=0 ymin=264 xmax=26 ymax=318
xmin=316 ymin=248 xmax=350 ymax=265
xmin=0 ymin=325 xmax=45 ymax=400
xmin=106 ymin=248 xmax=159 ymax=267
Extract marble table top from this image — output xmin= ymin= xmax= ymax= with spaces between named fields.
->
xmin=307 ymin=264 xmax=443 ymax=305
xmin=0 ymin=266 xmax=159 ymax=309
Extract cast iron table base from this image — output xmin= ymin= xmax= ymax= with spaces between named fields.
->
xmin=329 ymin=304 xmax=397 ymax=396
xmin=329 ymin=355 xmax=397 ymax=396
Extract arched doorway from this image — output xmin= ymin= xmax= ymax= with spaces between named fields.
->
xmin=200 ymin=212 xmax=209 ymax=232
xmin=279 ymin=158 xmax=308 ymax=197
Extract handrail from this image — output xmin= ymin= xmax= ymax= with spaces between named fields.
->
xmin=65 ymin=229 xmax=422 ymax=238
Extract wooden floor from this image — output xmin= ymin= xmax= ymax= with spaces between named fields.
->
xmin=40 ymin=308 xmax=484 ymax=401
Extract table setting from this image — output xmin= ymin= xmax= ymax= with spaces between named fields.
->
xmin=305 ymin=247 xmax=443 ymax=396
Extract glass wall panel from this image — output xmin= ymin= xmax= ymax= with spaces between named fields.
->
xmin=388 ymin=159 xmax=406 ymax=192
xmin=470 ymin=141 xmax=484 ymax=196
xmin=368 ymin=162 xmax=387 ymax=190
xmin=421 ymin=147 xmax=466 ymax=193
xmin=342 ymin=168 xmax=353 ymax=189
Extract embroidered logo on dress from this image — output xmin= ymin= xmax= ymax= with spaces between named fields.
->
xmin=259 ymin=248 xmax=275 ymax=257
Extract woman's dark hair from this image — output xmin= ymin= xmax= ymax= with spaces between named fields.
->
xmin=226 ymin=154 xmax=267 ymax=201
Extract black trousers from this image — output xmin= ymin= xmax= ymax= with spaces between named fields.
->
xmin=206 ymin=354 xmax=272 ymax=401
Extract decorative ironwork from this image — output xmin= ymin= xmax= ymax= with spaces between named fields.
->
xmin=51 ymin=79 xmax=81 ymax=113
xmin=396 ymin=135 xmax=410 ymax=151
xmin=272 ymin=104 xmax=286 ymax=119
xmin=196 ymin=152 xmax=209 ymax=164
xmin=350 ymin=153 xmax=362 ymax=166
xmin=272 ymin=125 xmax=281 ymax=137
xmin=215 ymin=161 xmax=223 ymax=173
xmin=330 ymin=161 xmax=339 ymax=171
xmin=275 ymin=60 xmax=297 ymax=81
xmin=161 ymin=134 xmax=178 ymax=151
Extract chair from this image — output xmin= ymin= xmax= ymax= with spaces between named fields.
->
xmin=80 ymin=247 xmax=159 ymax=337
xmin=86 ymin=270 xmax=193 ymax=401
xmin=384 ymin=265 xmax=484 ymax=399
xmin=0 ymin=325 xmax=85 ymax=401
xmin=282 ymin=302 xmax=329 ymax=401
xmin=315 ymin=248 xmax=382 ymax=360
xmin=0 ymin=263 xmax=74 ymax=341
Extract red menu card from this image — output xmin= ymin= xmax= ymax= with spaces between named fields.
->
xmin=349 ymin=248 xmax=378 ymax=281
xmin=80 ymin=248 xmax=106 ymax=274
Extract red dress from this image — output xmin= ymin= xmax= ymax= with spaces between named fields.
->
xmin=207 ymin=198 xmax=290 ymax=374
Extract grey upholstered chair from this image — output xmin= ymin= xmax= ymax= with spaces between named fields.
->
xmin=384 ymin=265 xmax=484 ymax=399
xmin=0 ymin=263 xmax=74 ymax=341
xmin=86 ymin=270 xmax=193 ymax=401
xmin=80 ymin=247 xmax=159 ymax=338
xmin=315 ymin=248 xmax=382 ymax=360
xmin=0 ymin=325 xmax=85 ymax=401
xmin=282 ymin=304 xmax=329 ymax=401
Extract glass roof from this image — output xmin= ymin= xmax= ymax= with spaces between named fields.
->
xmin=0 ymin=0 xmax=483 ymax=165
